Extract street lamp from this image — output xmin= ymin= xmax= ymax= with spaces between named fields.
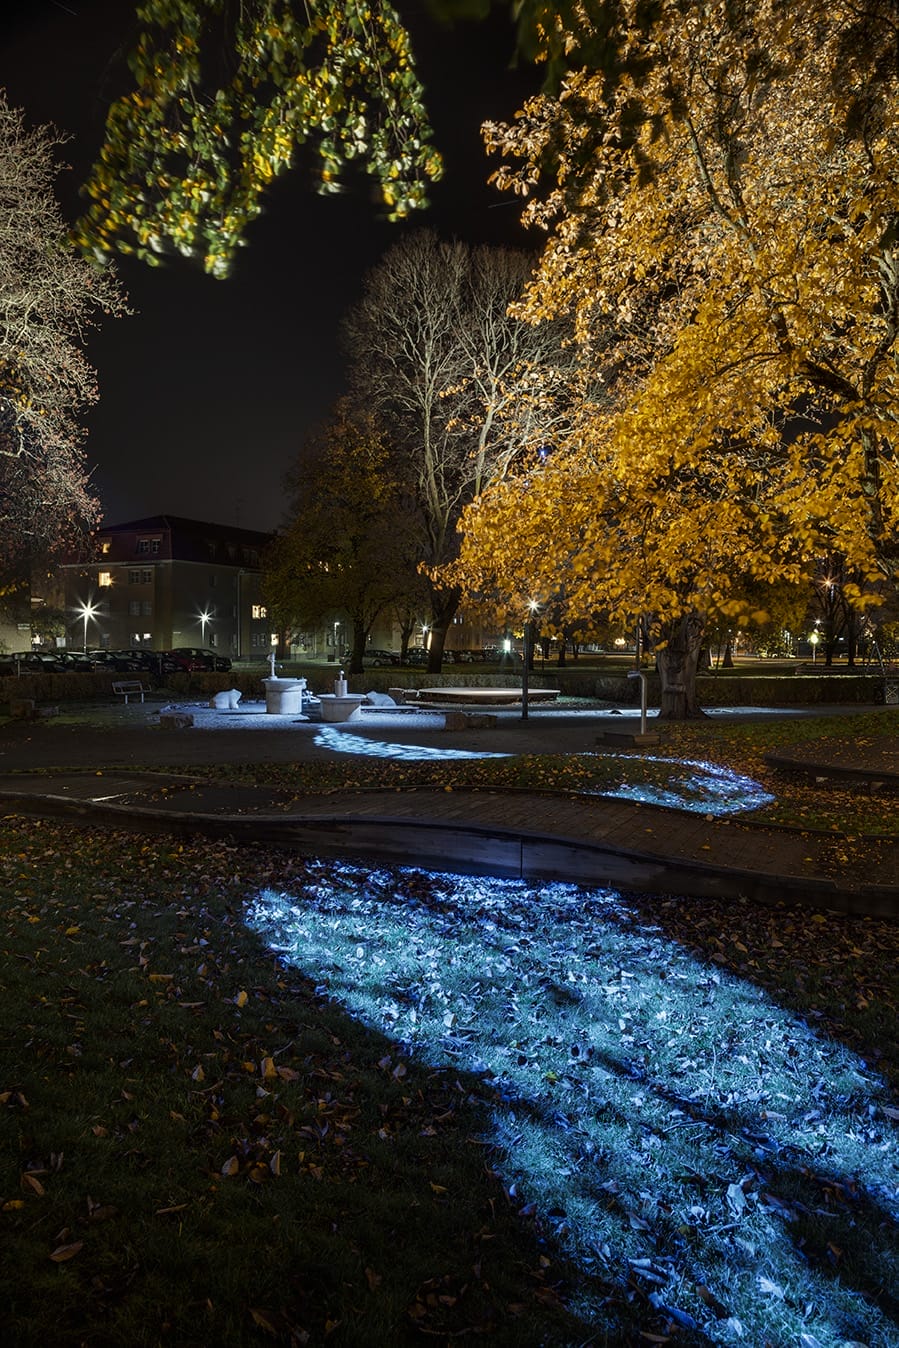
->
xmin=75 ymin=599 xmax=98 ymax=653
xmin=198 ymin=607 xmax=212 ymax=643
xmin=809 ymin=629 xmax=820 ymax=664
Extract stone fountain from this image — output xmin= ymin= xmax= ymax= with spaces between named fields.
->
xmin=262 ymin=650 xmax=307 ymax=714
xmin=317 ymin=668 xmax=365 ymax=722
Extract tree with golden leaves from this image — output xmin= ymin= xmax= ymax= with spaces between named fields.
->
xmin=447 ymin=0 xmax=899 ymax=717
xmin=75 ymin=0 xmax=441 ymax=277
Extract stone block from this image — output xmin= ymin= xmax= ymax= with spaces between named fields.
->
xmin=442 ymin=711 xmax=497 ymax=731
xmin=160 ymin=710 xmax=194 ymax=730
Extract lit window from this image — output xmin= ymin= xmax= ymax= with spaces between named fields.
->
xmin=252 ymin=604 xmax=267 ymax=619
xmin=98 ymin=571 xmax=112 ymax=587
xmin=100 ymin=540 xmax=111 ymax=554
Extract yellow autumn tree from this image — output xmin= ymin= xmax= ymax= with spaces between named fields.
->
xmin=74 ymin=0 xmax=441 ymax=277
xmin=447 ymin=0 xmax=899 ymax=717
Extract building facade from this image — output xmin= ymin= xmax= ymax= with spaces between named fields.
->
xmin=62 ymin=515 xmax=273 ymax=657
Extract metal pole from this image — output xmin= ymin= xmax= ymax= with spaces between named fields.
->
xmin=627 ymin=669 xmax=649 ymax=735
xmin=521 ymin=620 xmax=530 ymax=721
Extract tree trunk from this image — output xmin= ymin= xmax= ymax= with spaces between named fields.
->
xmin=426 ymin=586 xmax=460 ymax=674
xmin=348 ymin=618 xmax=366 ymax=675
xmin=654 ymin=614 xmax=707 ymax=719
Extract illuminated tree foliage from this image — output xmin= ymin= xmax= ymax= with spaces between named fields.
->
xmin=448 ymin=0 xmax=899 ymax=717
xmin=263 ymin=402 xmax=424 ymax=673
xmin=75 ymin=0 xmax=442 ymax=277
xmin=0 ymin=97 xmax=124 ymax=573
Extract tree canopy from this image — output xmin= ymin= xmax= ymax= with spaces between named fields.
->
xmin=74 ymin=0 xmax=442 ymax=277
xmin=344 ymin=228 xmax=572 ymax=669
xmin=0 ymin=96 xmax=125 ymax=575
xmin=263 ymin=402 xmax=423 ymax=672
xmin=447 ymin=0 xmax=899 ymax=715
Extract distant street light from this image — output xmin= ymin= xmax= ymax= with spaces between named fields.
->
xmin=75 ymin=599 xmax=98 ymax=653
xmin=198 ymin=607 xmax=212 ymax=642
xmin=809 ymin=630 xmax=820 ymax=664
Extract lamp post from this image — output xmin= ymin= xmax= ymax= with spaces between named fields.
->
xmin=810 ymin=628 xmax=820 ymax=664
xmin=75 ymin=599 xmax=98 ymax=653
xmin=199 ymin=607 xmax=212 ymax=644
xmin=521 ymin=600 xmax=539 ymax=722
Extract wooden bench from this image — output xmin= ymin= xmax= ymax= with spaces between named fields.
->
xmin=112 ymin=680 xmax=149 ymax=704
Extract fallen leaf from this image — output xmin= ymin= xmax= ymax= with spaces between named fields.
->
xmin=249 ymin=1308 xmax=278 ymax=1335
xmin=49 ymin=1242 xmax=84 ymax=1262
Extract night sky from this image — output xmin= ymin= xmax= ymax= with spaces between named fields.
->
xmin=2 ymin=0 xmax=539 ymax=533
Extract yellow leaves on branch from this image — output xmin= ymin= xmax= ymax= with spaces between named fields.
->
xmin=452 ymin=0 xmax=899 ymax=635
xmin=77 ymin=0 xmax=441 ymax=276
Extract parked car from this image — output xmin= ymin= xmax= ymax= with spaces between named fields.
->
xmin=346 ymin=649 xmax=399 ymax=668
xmin=56 ymin=651 xmax=98 ymax=673
xmin=404 ymin=648 xmax=429 ymax=666
xmin=92 ymin=649 xmax=148 ymax=673
xmin=120 ymin=649 xmax=164 ymax=673
xmin=160 ymin=648 xmax=208 ymax=673
xmin=1 ymin=650 xmax=67 ymax=674
xmin=165 ymin=647 xmax=232 ymax=672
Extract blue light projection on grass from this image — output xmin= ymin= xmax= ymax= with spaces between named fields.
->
xmin=312 ymin=728 xmax=773 ymax=816
xmin=313 ymin=725 xmax=510 ymax=761
xmin=594 ymin=755 xmax=775 ymax=816
xmin=246 ymin=864 xmax=899 ymax=1346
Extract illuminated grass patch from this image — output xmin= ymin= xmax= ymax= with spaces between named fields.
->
xmin=308 ymin=732 xmax=774 ymax=815
xmin=313 ymin=725 xmax=510 ymax=760
xmin=247 ymin=866 xmax=899 ymax=1346
xmin=592 ymin=755 xmax=775 ymax=815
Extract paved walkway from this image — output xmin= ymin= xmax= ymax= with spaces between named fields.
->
xmin=1 ymin=701 xmax=896 ymax=918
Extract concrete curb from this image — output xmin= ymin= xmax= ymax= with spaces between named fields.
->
xmin=3 ymin=789 xmax=896 ymax=921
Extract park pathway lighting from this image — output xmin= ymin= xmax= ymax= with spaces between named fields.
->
xmin=810 ymin=627 xmax=820 ymax=664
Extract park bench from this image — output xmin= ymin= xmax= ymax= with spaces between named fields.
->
xmin=112 ymin=679 xmax=149 ymax=704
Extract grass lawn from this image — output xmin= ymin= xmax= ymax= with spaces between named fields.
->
xmin=1 ymin=802 xmax=897 ymax=1345
xmin=179 ymin=706 xmax=899 ymax=839
xmin=1 ymin=702 xmax=897 ymax=1343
